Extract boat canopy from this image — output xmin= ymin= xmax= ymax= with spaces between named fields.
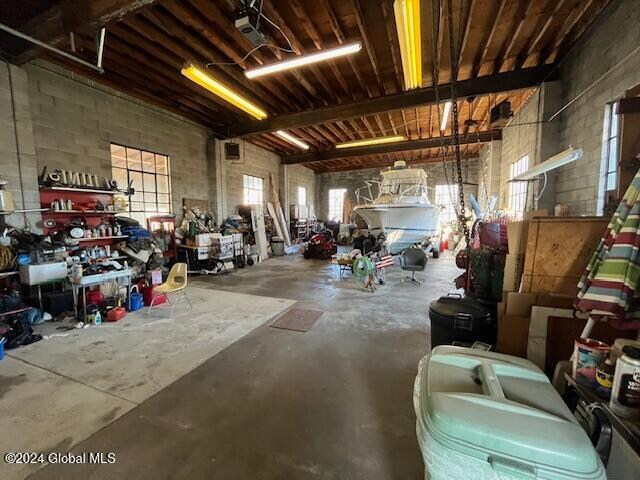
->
xmin=379 ymin=168 xmax=428 ymax=196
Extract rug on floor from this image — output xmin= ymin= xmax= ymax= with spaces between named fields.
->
xmin=270 ymin=307 xmax=323 ymax=332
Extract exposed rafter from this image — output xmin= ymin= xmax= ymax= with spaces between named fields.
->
xmin=232 ymin=66 xmax=555 ymax=136
xmin=282 ymin=130 xmax=502 ymax=165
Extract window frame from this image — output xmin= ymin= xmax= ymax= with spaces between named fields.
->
xmin=242 ymin=174 xmax=264 ymax=205
xmin=328 ymin=188 xmax=347 ymax=222
xmin=603 ymin=101 xmax=620 ymax=194
xmin=434 ymin=184 xmax=459 ymax=225
xmin=298 ymin=186 xmax=307 ymax=206
xmin=509 ymin=154 xmax=529 ymax=219
xmin=110 ymin=143 xmax=172 ymax=225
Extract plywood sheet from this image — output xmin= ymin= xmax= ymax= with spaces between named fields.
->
xmin=521 ymin=217 xmax=608 ymax=295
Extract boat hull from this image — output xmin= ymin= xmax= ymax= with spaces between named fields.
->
xmin=354 ymin=203 xmax=440 ymax=254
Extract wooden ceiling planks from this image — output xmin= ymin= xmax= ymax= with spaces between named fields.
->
xmin=0 ymin=0 xmax=614 ymax=173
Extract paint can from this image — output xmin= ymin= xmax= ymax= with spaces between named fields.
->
xmin=610 ymin=346 xmax=640 ymax=420
xmin=572 ymin=338 xmax=610 ymax=387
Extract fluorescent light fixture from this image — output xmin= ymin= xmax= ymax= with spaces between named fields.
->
xmin=440 ymin=101 xmax=452 ymax=132
xmin=276 ymin=130 xmax=309 ymax=150
xmin=335 ymin=135 xmax=407 ymax=149
xmin=245 ymin=42 xmax=362 ymax=79
xmin=181 ymin=63 xmax=268 ymax=120
xmin=511 ymin=147 xmax=584 ymax=181
xmin=394 ymin=0 xmax=422 ymax=89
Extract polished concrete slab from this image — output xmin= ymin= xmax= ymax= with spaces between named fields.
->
xmin=28 ymin=252 xmax=460 ymax=479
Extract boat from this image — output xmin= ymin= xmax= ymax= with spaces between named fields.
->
xmin=354 ymin=161 xmax=440 ymax=254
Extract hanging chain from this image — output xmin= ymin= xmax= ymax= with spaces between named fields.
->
xmin=446 ymin=0 xmax=470 ymax=243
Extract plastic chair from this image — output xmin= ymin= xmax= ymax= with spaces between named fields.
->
xmin=148 ymin=263 xmax=192 ymax=317
xmin=399 ymin=248 xmax=428 ymax=285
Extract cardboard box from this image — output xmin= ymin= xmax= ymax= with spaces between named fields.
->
xmin=497 ymin=314 xmax=530 ymax=358
xmin=505 ymin=292 xmax=538 ymax=317
xmin=503 ymin=221 xmax=529 ymax=292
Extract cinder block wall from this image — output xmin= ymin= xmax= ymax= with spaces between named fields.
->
xmin=26 ymin=61 xmax=211 ymax=219
xmin=554 ymin=0 xmax=640 ymax=214
xmin=286 ymin=164 xmax=317 ymax=215
xmin=0 ymin=60 xmax=316 ymax=229
xmin=316 ymin=161 xmax=479 ymax=220
xmin=0 ymin=62 xmax=41 ymax=231
xmin=488 ymin=0 xmax=640 ymax=216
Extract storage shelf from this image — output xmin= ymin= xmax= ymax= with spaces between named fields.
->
xmin=80 ymin=255 xmax=127 ymax=265
xmin=76 ymin=235 xmax=128 ymax=242
xmin=44 ymin=210 xmax=124 ymax=215
xmin=0 ymin=271 xmax=18 ymax=278
xmin=40 ymin=186 xmax=131 ymax=196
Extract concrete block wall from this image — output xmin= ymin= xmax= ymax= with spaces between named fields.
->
xmin=215 ymin=139 xmax=282 ymax=219
xmin=286 ymin=164 xmax=317 ymax=216
xmin=554 ymin=0 xmax=640 ymax=215
xmin=1 ymin=60 xmax=316 ymax=230
xmin=26 ymin=61 xmax=211 ymax=218
xmin=316 ymin=161 xmax=479 ymax=220
xmin=0 ymin=62 xmax=41 ymax=231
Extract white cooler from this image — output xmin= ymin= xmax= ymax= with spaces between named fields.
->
xmin=414 ymin=346 xmax=606 ymax=480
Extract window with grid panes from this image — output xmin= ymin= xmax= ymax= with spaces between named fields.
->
xmin=243 ymin=175 xmax=264 ymax=205
xmin=328 ymin=188 xmax=346 ymax=222
xmin=509 ymin=154 xmax=529 ymax=219
xmin=435 ymin=184 xmax=459 ymax=225
xmin=110 ymin=144 xmax=172 ymax=225
xmin=603 ymin=102 xmax=619 ymax=193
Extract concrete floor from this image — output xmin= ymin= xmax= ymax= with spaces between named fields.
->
xmin=7 ymin=251 xmax=460 ymax=479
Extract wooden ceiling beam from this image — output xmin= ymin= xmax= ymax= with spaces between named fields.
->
xmin=183 ymin=0 xmax=310 ymax=110
xmin=471 ymin=0 xmax=508 ymax=78
xmin=10 ymin=0 xmax=161 ymax=62
xmin=232 ymin=65 xmax=555 ymax=136
xmin=282 ymin=130 xmax=502 ymax=165
xmin=318 ymin=0 xmax=368 ymax=99
xmin=493 ymin=0 xmax=533 ymax=74
xmin=349 ymin=0 xmax=385 ymax=95
xmin=313 ymin=154 xmax=479 ymax=173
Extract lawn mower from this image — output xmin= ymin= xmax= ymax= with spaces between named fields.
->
xmin=303 ymin=230 xmax=337 ymax=260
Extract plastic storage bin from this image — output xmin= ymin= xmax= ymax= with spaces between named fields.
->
xmin=428 ymin=294 xmax=495 ymax=348
xmin=414 ymin=346 xmax=606 ymax=480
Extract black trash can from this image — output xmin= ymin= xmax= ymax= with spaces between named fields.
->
xmin=428 ymin=294 xmax=496 ymax=349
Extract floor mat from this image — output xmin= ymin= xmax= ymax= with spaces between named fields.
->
xmin=270 ymin=307 xmax=323 ymax=332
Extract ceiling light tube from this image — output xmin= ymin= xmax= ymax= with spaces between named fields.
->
xmin=245 ymin=42 xmax=362 ymax=79
xmin=335 ymin=135 xmax=407 ymax=150
xmin=440 ymin=101 xmax=452 ymax=132
xmin=276 ymin=130 xmax=309 ymax=150
xmin=181 ymin=63 xmax=268 ymax=120
xmin=394 ymin=0 xmax=422 ymax=90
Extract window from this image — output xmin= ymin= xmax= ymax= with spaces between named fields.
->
xmin=110 ymin=144 xmax=171 ymax=225
xmin=328 ymin=188 xmax=347 ymax=222
xmin=603 ymin=102 xmax=620 ymax=193
xmin=243 ymin=174 xmax=264 ymax=205
xmin=509 ymin=155 xmax=529 ymax=219
xmin=298 ymin=186 xmax=307 ymax=206
xmin=435 ymin=184 xmax=459 ymax=225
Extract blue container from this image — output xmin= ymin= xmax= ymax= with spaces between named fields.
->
xmin=129 ymin=293 xmax=144 ymax=311
xmin=0 ymin=338 xmax=5 ymax=361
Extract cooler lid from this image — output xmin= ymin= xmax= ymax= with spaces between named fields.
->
xmin=417 ymin=346 xmax=604 ymax=478
xmin=429 ymin=296 xmax=490 ymax=319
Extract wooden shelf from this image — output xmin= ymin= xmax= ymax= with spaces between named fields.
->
xmin=44 ymin=210 xmax=124 ymax=215
xmin=40 ymin=186 xmax=131 ymax=196
xmin=76 ymin=235 xmax=128 ymax=242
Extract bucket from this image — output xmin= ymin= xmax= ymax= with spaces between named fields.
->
xmin=573 ymin=338 xmax=610 ymax=386
xmin=128 ymin=285 xmax=144 ymax=312
xmin=271 ymin=237 xmax=285 ymax=256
